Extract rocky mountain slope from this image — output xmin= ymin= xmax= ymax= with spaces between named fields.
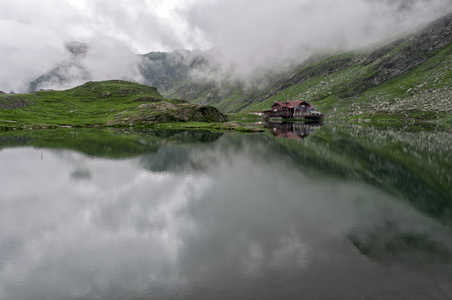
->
xmin=29 ymin=42 xmax=91 ymax=92
xmin=29 ymin=12 xmax=452 ymax=123
xmin=139 ymin=12 xmax=452 ymax=122
xmin=247 ymin=12 xmax=452 ymax=122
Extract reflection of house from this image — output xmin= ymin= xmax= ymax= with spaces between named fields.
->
xmin=265 ymin=122 xmax=323 ymax=140
xmin=264 ymin=101 xmax=323 ymax=120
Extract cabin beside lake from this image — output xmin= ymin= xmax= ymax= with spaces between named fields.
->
xmin=262 ymin=101 xmax=323 ymax=120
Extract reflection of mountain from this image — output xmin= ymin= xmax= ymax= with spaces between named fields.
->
xmin=140 ymin=146 xmax=192 ymax=173
xmin=348 ymin=222 xmax=451 ymax=265
xmin=265 ymin=122 xmax=323 ymax=139
xmin=271 ymin=124 xmax=452 ymax=226
xmin=139 ymin=132 xmax=273 ymax=173
xmin=1 ymin=125 xmax=452 ymax=298
xmin=136 ymin=126 xmax=452 ymax=228
xmin=0 ymin=128 xmax=223 ymax=159
xmin=0 ymin=125 xmax=450 ymax=227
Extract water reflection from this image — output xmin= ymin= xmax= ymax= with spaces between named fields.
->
xmin=349 ymin=223 xmax=452 ymax=265
xmin=0 ymin=128 xmax=224 ymax=159
xmin=0 ymin=126 xmax=451 ymax=299
xmin=264 ymin=121 xmax=323 ymax=139
xmin=71 ymin=168 xmax=91 ymax=180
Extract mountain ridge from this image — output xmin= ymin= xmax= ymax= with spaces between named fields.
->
xmin=138 ymin=11 xmax=452 ymax=123
xmin=28 ymin=12 xmax=452 ymax=123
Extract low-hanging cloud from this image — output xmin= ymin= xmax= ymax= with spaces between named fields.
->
xmin=0 ymin=0 xmax=451 ymax=92
xmin=184 ymin=0 xmax=452 ymax=80
xmin=0 ymin=0 xmax=199 ymax=92
xmin=29 ymin=37 xmax=145 ymax=91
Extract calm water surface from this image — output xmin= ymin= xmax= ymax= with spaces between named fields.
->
xmin=0 ymin=125 xmax=451 ymax=299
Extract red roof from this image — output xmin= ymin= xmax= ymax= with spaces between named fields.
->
xmin=273 ymin=101 xmax=314 ymax=109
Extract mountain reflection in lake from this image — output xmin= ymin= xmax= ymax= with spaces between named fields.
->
xmin=0 ymin=126 xmax=451 ymax=299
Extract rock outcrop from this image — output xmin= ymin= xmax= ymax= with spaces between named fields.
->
xmin=135 ymin=101 xmax=228 ymax=124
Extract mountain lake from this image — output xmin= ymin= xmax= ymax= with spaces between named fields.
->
xmin=0 ymin=123 xmax=451 ymax=299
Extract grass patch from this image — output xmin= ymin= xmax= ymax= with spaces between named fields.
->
xmin=0 ymin=80 xmax=260 ymax=132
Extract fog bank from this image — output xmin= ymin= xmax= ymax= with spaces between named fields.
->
xmin=0 ymin=0 xmax=451 ymax=92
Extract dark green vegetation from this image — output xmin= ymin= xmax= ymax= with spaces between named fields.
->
xmin=137 ymin=13 xmax=452 ymax=124
xmin=265 ymin=123 xmax=452 ymax=226
xmin=0 ymin=127 xmax=224 ymax=159
xmin=0 ymin=80 xmax=263 ymax=132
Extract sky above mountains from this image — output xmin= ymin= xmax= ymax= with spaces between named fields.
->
xmin=1 ymin=0 xmax=451 ymax=92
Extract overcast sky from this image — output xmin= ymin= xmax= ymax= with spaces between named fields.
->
xmin=1 ymin=0 xmax=451 ymax=92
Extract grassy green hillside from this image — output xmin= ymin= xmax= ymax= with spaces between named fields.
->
xmin=0 ymin=80 xmax=260 ymax=132
xmin=146 ymin=13 xmax=452 ymax=124
xmin=1 ymin=80 xmax=164 ymax=129
xmin=247 ymin=42 xmax=452 ymax=124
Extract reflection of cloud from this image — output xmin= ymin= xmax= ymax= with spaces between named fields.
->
xmin=0 ymin=148 xmax=213 ymax=298
xmin=241 ymin=235 xmax=310 ymax=276
xmin=0 ymin=138 xmax=452 ymax=298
